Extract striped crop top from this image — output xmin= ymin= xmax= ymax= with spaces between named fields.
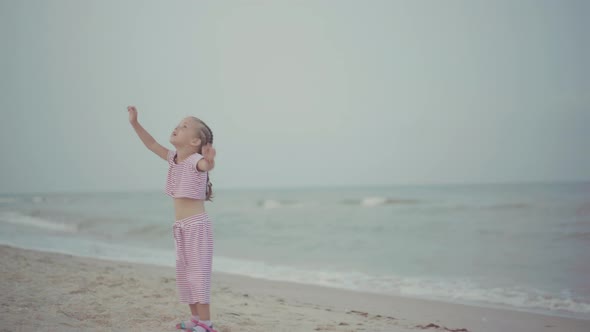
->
xmin=165 ymin=149 xmax=208 ymax=200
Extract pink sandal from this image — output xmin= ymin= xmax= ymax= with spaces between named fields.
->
xmin=192 ymin=321 xmax=218 ymax=332
xmin=176 ymin=318 xmax=199 ymax=330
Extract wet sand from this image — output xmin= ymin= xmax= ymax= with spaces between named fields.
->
xmin=1 ymin=245 xmax=588 ymax=332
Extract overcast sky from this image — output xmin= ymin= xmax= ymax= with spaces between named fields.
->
xmin=1 ymin=0 xmax=588 ymax=193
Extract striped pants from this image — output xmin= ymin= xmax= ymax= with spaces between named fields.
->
xmin=172 ymin=212 xmax=214 ymax=304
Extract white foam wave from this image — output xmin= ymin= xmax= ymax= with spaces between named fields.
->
xmin=260 ymin=199 xmax=282 ymax=209
xmin=359 ymin=196 xmax=420 ymax=207
xmin=0 ymin=239 xmax=175 ymax=269
xmin=360 ymin=196 xmax=389 ymax=207
xmin=258 ymin=199 xmax=303 ymax=209
xmin=0 ymin=211 xmax=78 ymax=233
xmin=213 ymin=256 xmax=590 ymax=318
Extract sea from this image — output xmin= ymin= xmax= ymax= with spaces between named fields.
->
xmin=1 ymin=181 xmax=589 ymax=319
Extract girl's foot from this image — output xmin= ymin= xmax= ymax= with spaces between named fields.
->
xmin=176 ymin=318 xmax=199 ymax=330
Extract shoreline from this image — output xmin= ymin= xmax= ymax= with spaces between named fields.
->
xmin=1 ymin=244 xmax=589 ymax=331
xmin=1 ymin=240 xmax=586 ymax=321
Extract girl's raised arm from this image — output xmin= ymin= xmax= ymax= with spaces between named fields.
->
xmin=127 ymin=106 xmax=169 ymax=161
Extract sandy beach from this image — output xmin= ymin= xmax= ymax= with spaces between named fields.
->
xmin=0 ymin=244 xmax=588 ymax=332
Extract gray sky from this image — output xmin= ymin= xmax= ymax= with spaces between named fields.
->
xmin=1 ymin=0 xmax=588 ymax=193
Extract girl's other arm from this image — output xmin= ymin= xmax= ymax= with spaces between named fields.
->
xmin=197 ymin=143 xmax=216 ymax=172
xmin=128 ymin=106 xmax=169 ymax=161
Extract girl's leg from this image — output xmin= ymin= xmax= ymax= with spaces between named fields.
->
xmin=192 ymin=303 xmax=215 ymax=332
xmin=190 ymin=218 xmax=213 ymax=321
xmin=183 ymin=216 xmax=214 ymax=330
xmin=174 ymin=223 xmax=200 ymax=330
xmin=189 ymin=303 xmax=199 ymax=316
xmin=196 ymin=303 xmax=210 ymax=320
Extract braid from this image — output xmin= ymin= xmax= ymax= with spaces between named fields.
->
xmin=202 ymin=122 xmax=213 ymax=144
xmin=204 ymin=122 xmax=214 ymax=201
xmin=192 ymin=117 xmax=215 ymax=201
xmin=206 ymin=174 xmax=213 ymax=201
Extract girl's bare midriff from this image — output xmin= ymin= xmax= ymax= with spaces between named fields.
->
xmin=174 ymin=197 xmax=206 ymax=221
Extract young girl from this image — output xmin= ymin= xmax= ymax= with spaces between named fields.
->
xmin=127 ymin=106 xmax=218 ymax=332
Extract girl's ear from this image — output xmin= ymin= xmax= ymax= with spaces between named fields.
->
xmin=191 ymin=137 xmax=202 ymax=147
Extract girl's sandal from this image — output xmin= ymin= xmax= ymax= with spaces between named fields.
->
xmin=176 ymin=318 xmax=199 ymax=330
xmin=191 ymin=321 xmax=218 ymax=332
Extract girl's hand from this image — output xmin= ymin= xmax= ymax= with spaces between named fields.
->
xmin=127 ymin=106 xmax=138 ymax=124
xmin=202 ymin=143 xmax=216 ymax=170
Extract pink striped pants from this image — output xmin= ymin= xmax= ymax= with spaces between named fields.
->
xmin=172 ymin=213 xmax=214 ymax=304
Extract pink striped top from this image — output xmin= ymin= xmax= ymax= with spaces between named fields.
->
xmin=165 ymin=149 xmax=208 ymax=200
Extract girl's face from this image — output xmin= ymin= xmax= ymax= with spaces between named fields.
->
xmin=169 ymin=117 xmax=201 ymax=147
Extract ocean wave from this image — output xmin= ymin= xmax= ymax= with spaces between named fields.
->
xmin=0 ymin=239 xmax=175 ymax=269
xmin=0 ymin=211 xmax=78 ymax=233
xmin=341 ymin=196 xmax=420 ymax=207
xmin=31 ymin=196 xmax=45 ymax=203
xmin=365 ymin=199 xmax=528 ymax=210
xmin=258 ymin=199 xmax=302 ymax=209
xmin=213 ymin=256 xmax=590 ymax=318
xmin=484 ymin=203 xmax=531 ymax=209
xmin=0 ymin=197 xmax=18 ymax=204
xmin=396 ymin=278 xmax=590 ymax=317
xmin=361 ymin=196 xmax=390 ymax=207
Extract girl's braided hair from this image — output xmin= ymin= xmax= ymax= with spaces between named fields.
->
xmin=191 ymin=117 xmax=214 ymax=201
